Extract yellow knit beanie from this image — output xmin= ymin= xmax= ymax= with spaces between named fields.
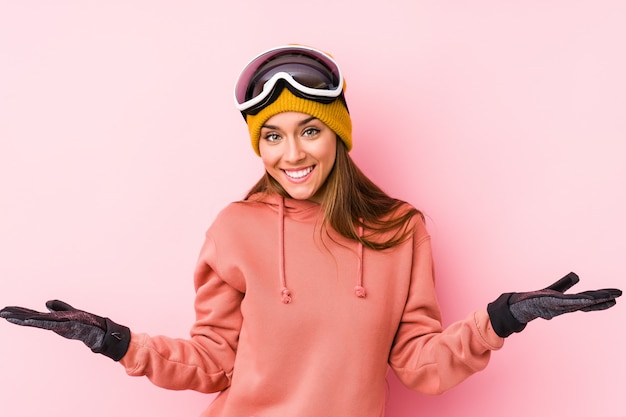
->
xmin=245 ymin=88 xmax=352 ymax=156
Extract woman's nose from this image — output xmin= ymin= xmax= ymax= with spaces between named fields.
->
xmin=283 ymin=137 xmax=305 ymax=163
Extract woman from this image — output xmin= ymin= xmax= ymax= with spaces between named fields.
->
xmin=1 ymin=45 xmax=621 ymax=417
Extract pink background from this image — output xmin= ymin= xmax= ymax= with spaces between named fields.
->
xmin=1 ymin=2 xmax=624 ymax=416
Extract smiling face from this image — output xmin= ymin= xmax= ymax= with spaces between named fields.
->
xmin=258 ymin=111 xmax=337 ymax=203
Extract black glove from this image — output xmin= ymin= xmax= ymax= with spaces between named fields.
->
xmin=0 ymin=300 xmax=130 ymax=361
xmin=487 ymin=272 xmax=622 ymax=338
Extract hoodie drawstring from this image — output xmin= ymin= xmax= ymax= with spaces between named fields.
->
xmin=278 ymin=197 xmax=292 ymax=304
xmin=277 ymin=197 xmax=365 ymax=303
xmin=354 ymin=224 xmax=366 ymax=298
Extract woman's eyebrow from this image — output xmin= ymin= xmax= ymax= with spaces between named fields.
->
xmin=261 ymin=116 xmax=319 ymax=130
xmin=298 ymin=116 xmax=318 ymax=126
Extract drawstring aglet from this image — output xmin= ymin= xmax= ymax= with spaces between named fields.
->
xmin=281 ymin=287 xmax=293 ymax=304
xmin=354 ymin=285 xmax=366 ymax=298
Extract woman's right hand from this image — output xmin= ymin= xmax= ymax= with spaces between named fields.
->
xmin=0 ymin=300 xmax=131 ymax=361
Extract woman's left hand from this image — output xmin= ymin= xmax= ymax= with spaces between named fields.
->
xmin=487 ymin=272 xmax=622 ymax=337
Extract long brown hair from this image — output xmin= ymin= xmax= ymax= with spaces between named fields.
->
xmin=245 ymin=137 xmax=422 ymax=250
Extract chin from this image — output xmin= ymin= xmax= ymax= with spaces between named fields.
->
xmin=283 ymin=187 xmax=318 ymax=201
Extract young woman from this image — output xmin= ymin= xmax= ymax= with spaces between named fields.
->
xmin=1 ymin=45 xmax=621 ymax=417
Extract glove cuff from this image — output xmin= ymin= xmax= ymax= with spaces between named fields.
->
xmin=487 ymin=292 xmax=527 ymax=338
xmin=92 ymin=318 xmax=131 ymax=361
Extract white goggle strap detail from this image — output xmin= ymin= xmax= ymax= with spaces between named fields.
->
xmin=234 ymin=70 xmax=344 ymax=112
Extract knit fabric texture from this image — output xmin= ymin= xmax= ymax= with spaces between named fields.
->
xmin=245 ymin=88 xmax=352 ymax=156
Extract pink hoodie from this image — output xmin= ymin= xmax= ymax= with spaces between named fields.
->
xmin=120 ymin=194 xmax=504 ymax=416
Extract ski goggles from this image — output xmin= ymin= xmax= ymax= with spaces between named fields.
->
xmin=234 ymin=45 xmax=345 ymax=115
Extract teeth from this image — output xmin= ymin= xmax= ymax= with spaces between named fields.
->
xmin=284 ymin=166 xmax=313 ymax=179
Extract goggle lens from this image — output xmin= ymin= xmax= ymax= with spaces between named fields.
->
xmin=234 ymin=46 xmax=344 ymax=113
xmin=247 ymin=55 xmax=339 ymax=99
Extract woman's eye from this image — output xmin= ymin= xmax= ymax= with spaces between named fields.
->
xmin=302 ymin=128 xmax=320 ymax=137
xmin=264 ymin=133 xmax=281 ymax=142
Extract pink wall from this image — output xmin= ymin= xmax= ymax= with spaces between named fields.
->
xmin=1 ymin=2 xmax=624 ymax=416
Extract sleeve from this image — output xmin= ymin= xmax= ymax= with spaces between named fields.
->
xmin=388 ymin=220 xmax=505 ymax=395
xmin=119 ymin=233 xmax=244 ymax=393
